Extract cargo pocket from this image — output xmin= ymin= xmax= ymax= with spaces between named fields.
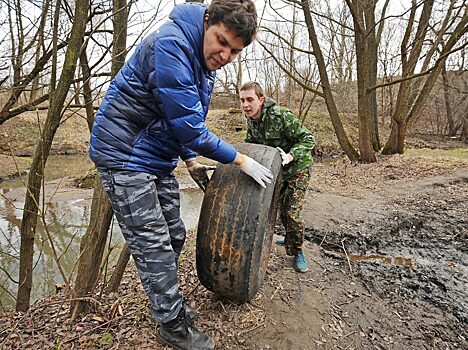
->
xmin=97 ymin=169 xmax=114 ymax=193
xmin=111 ymin=171 xmax=161 ymax=228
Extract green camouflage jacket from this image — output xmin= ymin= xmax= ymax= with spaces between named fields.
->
xmin=245 ymin=98 xmax=315 ymax=180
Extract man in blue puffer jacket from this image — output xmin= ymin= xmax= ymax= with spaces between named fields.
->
xmin=90 ymin=1 xmax=272 ymax=349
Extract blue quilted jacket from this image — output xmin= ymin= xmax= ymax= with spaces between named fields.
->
xmin=89 ymin=3 xmax=237 ymax=176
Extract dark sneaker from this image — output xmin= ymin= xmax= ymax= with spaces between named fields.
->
xmin=185 ymin=304 xmax=198 ymax=323
xmin=294 ymin=252 xmax=309 ymax=273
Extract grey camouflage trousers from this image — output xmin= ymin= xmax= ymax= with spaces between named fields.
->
xmin=98 ymin=168 xmax=185 ymax=324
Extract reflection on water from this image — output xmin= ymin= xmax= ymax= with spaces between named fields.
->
xmin=0 ymin=194 xmax=99 ymax=309
xmin=327 ymin=249 xmax=414 ymax=269
xmin=4 ymin=155 xmax=94 ymax=189
xmin=0 ymin=156 xmax=204 ymax=311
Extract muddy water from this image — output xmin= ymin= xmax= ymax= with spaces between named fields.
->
xmin=0 ymin=156 xmax=204 ymax=310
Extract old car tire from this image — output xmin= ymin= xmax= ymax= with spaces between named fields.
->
xmin=196 ymin=143 xmax=282 ymax=302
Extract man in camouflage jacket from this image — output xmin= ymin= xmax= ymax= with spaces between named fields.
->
xmin=240 ymin=81 xmax=315 ymax=272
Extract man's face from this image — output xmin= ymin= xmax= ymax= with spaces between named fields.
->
xmin=239 ymin=88 xmax=264 ymax=120
xmin=203 ymin=21 xmax=245 ymax=71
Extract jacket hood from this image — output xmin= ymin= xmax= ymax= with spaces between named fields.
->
xmin=169 ymin=3 xmax=208 ymax=70
xmin=263 ymin=97 xmax=277 ymax=109
xmin=260 ymin=97 xmax=277 ymax=120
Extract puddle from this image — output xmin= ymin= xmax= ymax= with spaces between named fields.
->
xmin=0 ymin=156 xmax=205 ymax=310
xmin=319 ymin=247 xmax=415 ymax=269
xmin=347 ymin=253 xmax=414 ymax=268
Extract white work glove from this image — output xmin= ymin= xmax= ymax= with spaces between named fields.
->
xmin=277 ymin=147 xmax=294 ymax=166
xmin=234 ymin=153 xmax=273 ymax=188
xmin=186 ymin=160 xmax=216 ymax=192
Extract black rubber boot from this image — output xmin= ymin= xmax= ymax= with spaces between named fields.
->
xmin=185 ymin=304 xmax=198 ymax=323
xmin=158 ymin=308 xmax=215 ymax=350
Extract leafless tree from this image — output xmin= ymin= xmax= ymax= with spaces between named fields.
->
xmin=16 ymin=0 xmax=90 ymax=312
xmin=70 ymin=0 xmax=129 ymax=318
xmin=381 ymin=0 xmax=468 ymax=154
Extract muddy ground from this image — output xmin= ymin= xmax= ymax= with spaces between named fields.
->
xmin=0 ymin=144 xmax=466 ymax=350
xmin=263 ymin=154 xmax=467 ymax=350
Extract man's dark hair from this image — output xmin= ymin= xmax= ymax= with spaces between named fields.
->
xmin=206 ymin=0 xmax=258 ymax=46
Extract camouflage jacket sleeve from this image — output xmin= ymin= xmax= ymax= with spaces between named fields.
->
xmin=282 ymin=110 xmax=315 ymax=161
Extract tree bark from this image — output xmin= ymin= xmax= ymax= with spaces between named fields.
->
xmin=30 ymin=0 xmax=50 ymax=102
xmin=349 ymin=0 xmax=376 ymax=163
xmin=70 ymin=0 xmax=128 ymax=318
xmin=365 ymin=2 xmax=381 ymax=151
xmin=442 ymin=64 xmax=455 ymax=136
xmin=79 ymin=48 xmax=95 ymax=131
xmin=70 ymin=181 xmax=114 ymax=318
xmin=286 ymin=7 xmax=297 ymax=107
xmin=461 ymin=111 xmax=468 ymax=144
xmin=105 ymin=243 xmax=131 ymax=293
xmin=50 ymin=0 xmax=62 ymax=92
xmin=300 ymin=0 xmax=359 ymax=162
xmin=16 ymin=0 xmax=89 ymax=312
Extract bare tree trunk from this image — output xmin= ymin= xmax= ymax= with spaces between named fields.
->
xmin=301 ymin=0 xmax=359 ymax=161
xmin=70 ymin=181 xmax=114 ymax=318
xmin=236 ymin=54 xmax=242 ymax=95
xmin=382 ymin=0 xmax=434 ymax=154
xmin=461 ymin=110 xmax=468 ymax=144
xmin=50 ymin=0 xmax=62 ymax=92
xmin=286 ymin=7 xmax=296 ymax=107
xmin=79 ymin=49 xmax=95 ymax=131
xmin=71 ymin=0 xmax=128 ymax=318
xmin=16 ymin=0 xmax=89 ymax=312
xmin=348 ymin=0 xmax=376 ymax=163
xmin=365 ymin=1 xmax=381 ymax=151
xmin=105 ymin=243 xmax=131 ymax=293
xmin=30 ymin=0 xmax=50 ymax=102
xmin=8 ymin=0 xmax=25 ymax=86
xmin=73 ymin=81 xmax=81 ymax=105
xmin=442 ymin=62 xmax=455 ymax=137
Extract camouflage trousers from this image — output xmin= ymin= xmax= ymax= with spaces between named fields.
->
xmin=98 ymin=168 xmax=186 ymax=324
xmin=279 ymin=171 xmax=310 ymax=256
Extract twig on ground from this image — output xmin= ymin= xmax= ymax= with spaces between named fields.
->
xmin=186 ymin=281 xmax=200 ymax=297
xmin=341 ymin=240 xmax=353 ymax=273
xmin=319 ymin=232 xmax=328 ymax=246
xmin=238 ymin=322 xmax=265 ymax=335
xmin=270 ymin=282 xmax=282 ymax=301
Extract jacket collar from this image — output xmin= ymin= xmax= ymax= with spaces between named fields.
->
xmin=169 ymin=2 xmax=210 ymax=72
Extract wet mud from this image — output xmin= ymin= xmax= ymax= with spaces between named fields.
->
xmin=304 ymin=176 xmax=467 ymax=347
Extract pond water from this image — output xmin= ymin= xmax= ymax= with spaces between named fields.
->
xmin=0 ymin=155 xmax=204 ymax=310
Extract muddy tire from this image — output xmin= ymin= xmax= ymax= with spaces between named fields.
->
xmin=196 ymin=143 xmax=282 ymax=302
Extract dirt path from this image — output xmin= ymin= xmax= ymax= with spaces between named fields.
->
xmin=0 ymin=150 xmax=467 ymax=350
xmin=248 ymin=161 xmax=467 ymax=350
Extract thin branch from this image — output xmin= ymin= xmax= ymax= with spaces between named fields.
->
xmin=261 ymin=26 xmax=314 ymax=55
xmin=258 ymin=40 xmax=324 ymax=98
xmin=369 ymin=39 xmax=468 ymax=92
